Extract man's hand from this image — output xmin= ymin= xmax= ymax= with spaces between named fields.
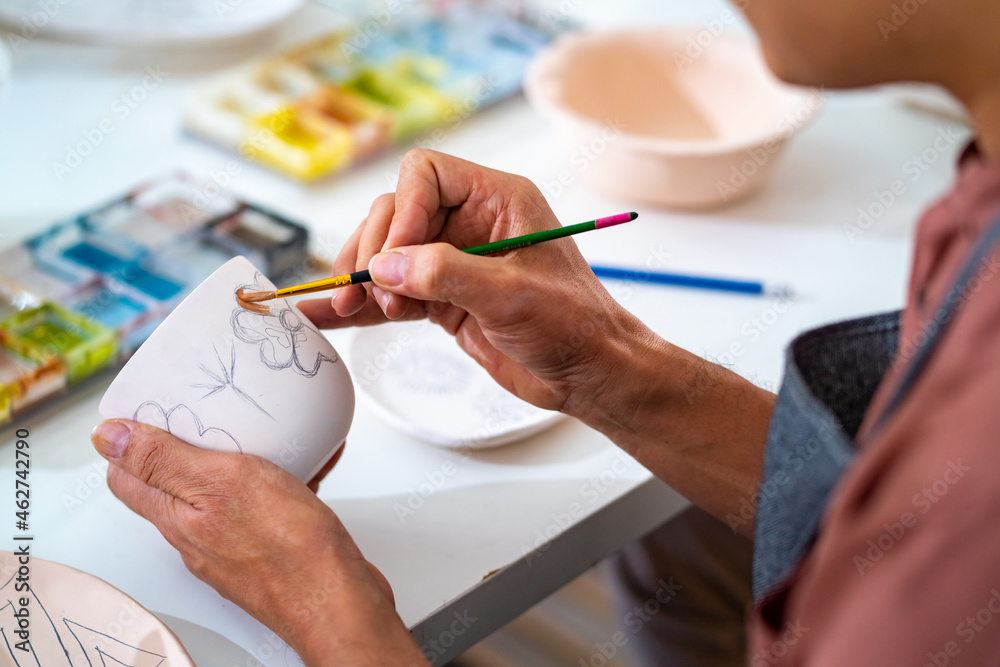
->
xmin=91 ymin=419 xmax=427 ymax=666
xmin=298 ymin=148 xmax=646 ymax=417
xmin=300 ymin=149 xmax=775 ymax=531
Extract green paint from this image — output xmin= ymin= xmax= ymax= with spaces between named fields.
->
xmin=0 ymin=303 xmax=118 ymax=384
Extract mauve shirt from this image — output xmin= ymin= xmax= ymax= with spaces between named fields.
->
xmin=749 ymin=147 xmax=1000 ymax=665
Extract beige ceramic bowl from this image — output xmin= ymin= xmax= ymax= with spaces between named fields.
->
xmin=524 ymin=28 xmax=822 ymax=208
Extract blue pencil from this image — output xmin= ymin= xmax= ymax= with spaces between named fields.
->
xmin=590 ymin=264 xmax=792 ymax=297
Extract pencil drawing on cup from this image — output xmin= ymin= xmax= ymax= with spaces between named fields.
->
xmin=132 ymin=401 xmax=243 ymax=454
xmin=193 ymin=342 xmax=275 ymax=421
xmin=231 ymin=272 xmax=339 ymax=378
xmin=99 ymin=255 xmax=355 ymax=482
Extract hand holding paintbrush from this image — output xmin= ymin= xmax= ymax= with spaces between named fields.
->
xmin=236 ymin=212 xmax=638 ymax=313
xmin=270 ymin=150 xmax=776 ymax=542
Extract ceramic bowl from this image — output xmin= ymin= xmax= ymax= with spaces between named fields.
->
xmin=524 ymin=28 xmax=822 ymax=208
xmin=100 ymin=256 xmax=353 ymax=482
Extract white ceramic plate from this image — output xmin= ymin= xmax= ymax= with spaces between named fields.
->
xmin=155 ymin=612 xmax=270 ymax=666
xmin=0 ymin=0 xmax=304 ymax=47
xmin=350 ymin=321 xmax=563 ymax=449
xmin=0 ymin=550 xmax=195 ymax=665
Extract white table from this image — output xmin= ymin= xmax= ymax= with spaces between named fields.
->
xmin=0 ymin=1 xmax=968 ymax=664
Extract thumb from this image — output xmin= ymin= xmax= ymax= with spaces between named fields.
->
xmin=92 ymin=419 xmax=214 ymax=499
xmin=368 ymin=243 xmax=513 ymax=310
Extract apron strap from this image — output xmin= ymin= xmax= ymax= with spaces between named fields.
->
xmin=867 ymin=211 xmax=1000 ymax=437
xmin=754 ymin=209 xmax=1000 ymax=604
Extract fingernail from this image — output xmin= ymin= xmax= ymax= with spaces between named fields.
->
xmin=373 ymin=286 xmax=392 ymax=311
xmin=369 ymin=252 xmax=407 ymax=287
xmin=91 ymin=421 xmax=131 ymax=459
xmin=330 ymin=291 xmax=344 ymax=315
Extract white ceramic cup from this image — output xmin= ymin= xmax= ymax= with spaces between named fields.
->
xmin=99 ymin=256 xmax=354 ymax=482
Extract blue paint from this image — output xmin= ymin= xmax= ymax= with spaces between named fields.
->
xmin=75 ymin=288 xmax=147 ymax=329
xmin=62 ymin=241 xmax=183 ymax=301
xmin=118 ymin=266 xmax=184 ymax=301
xmin=63 ymin=242 xmax=126 ymax=272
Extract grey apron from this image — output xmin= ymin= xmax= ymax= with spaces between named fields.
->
xmin=753 ymin=213 xmax=1000 ymax=609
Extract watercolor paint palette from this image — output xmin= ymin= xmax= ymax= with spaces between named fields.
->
xmin=0 ymin=174 xmax=316 ymax=427
xmin=185 ymin=1 xmax=564 ymax=180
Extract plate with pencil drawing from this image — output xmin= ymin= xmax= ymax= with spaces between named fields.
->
xmin=0 ymin=550 xmax=195 ymax=665
xmin=349 ymin=320 xmax=564 ymax=450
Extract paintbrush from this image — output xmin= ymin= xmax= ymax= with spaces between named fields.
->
xmin=236 ymin=211 xmax=638 ymax=313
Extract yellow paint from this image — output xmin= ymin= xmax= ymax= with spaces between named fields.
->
xmin=249 ymin=107 xmax=354 ymax=180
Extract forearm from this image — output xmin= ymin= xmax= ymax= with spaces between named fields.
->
xmin=565 ymin=311 xmax=775 ymax=537
xmin=289 ymin=575 xmax=429 ymax=667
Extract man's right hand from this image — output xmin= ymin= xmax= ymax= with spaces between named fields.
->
xmin=299 ymin=149 xmax=775 ymax=532
xmin=299 ymin=149 xmax=647 ymax=417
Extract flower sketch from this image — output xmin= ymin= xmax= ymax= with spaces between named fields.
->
xmin=231 ymin=272 xmax=339 ymax=378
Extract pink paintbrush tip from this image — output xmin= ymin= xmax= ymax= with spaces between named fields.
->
xmin=594 ymin=212 xmax=639 ymax=229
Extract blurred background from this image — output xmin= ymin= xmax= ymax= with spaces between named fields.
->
xmin=0 ymin=1 xmax=968 ymax=665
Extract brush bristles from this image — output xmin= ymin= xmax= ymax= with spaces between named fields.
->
xmin=235 ymin=288 xmax=276 ymax=303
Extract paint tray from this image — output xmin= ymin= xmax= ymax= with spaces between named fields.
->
xmin=0 ymin=173 xmax=323 ymax=428
xmin=184 ymin=0 xmax=566 ymax=180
